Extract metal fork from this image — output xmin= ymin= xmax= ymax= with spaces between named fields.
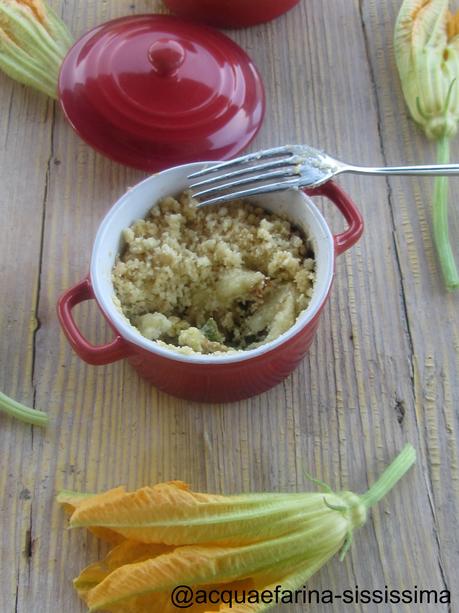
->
xmin=188 ymin=145 xmax=459 ymax=207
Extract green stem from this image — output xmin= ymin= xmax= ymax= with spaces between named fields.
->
xmin=360 ymin=444 xmax=416 ymax=509
xmin=433 ymin=137 xmax=459 ymax=291
xmin=0 ymin=390 xmax=48 ymax=427
xmin=57 ymin=490 xmax=93 ymax=503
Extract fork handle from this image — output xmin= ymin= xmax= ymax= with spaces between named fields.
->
xmin=346 ymin=163 xmax=459 ymax=177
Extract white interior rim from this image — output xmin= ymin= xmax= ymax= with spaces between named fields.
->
xmin=90 ymin=173 xmax=336 ymax=365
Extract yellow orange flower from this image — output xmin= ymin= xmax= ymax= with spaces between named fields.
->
xmin=0 ymin=0 xmax=72 ymax=98
xmin=395 ymin=0 xmax=459 ymax=289
xmin=395 ymin=0 xmax=459 ymax=139
xmin=58 ymin=446 xmax=416 ymax=612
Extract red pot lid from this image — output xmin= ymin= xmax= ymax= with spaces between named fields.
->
xmin=58 ymin=15 xmax=265 ymax=172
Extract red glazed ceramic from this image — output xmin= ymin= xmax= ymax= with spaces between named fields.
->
xmin=57 ymin=162 xmax=363 ymax=403
xmin=164 ymin=0 xmax=302 ymax=28
xmin=58 ymin=16 xmax=265 ymax=172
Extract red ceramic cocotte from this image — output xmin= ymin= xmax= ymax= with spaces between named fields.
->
xmin=57 ymin=163 xmax=363 ymax=403
xmin=163 ymin=0 xmax=302 ymax=28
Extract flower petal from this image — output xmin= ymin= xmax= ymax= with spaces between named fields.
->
xmin=75 ymin=540 xmax=175 ymax=600
xmin=58 ymin=488 xmax=128 ymax=544
xmin=83 ymin=519 xmax=346 ymax=611
xmin=65 ymin=482 xmax=341 ymax=547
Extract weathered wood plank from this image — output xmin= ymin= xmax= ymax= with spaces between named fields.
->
xmin=0 ymin=71 xmax=54 ymax=611
xmin=361 ymin=1 xmax=459 ymax=606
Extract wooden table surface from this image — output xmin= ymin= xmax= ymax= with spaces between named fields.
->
xmin=1 ymin=1 xmax=458 ymax=612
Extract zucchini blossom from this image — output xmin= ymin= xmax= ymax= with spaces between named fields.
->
xmin=0 ymin=0 xmax=72 ymax=98
xmin=58 ymin=445 xmax=415 ymax=612
xmin=395 ymin=0 xmax=459 ymax=290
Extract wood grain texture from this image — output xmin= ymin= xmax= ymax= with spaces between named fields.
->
xmin=0 ymin=1 xmax=457 ymax=612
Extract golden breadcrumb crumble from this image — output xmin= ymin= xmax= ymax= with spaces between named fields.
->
xmin=112 ymin=192 xmax=315 ymax=355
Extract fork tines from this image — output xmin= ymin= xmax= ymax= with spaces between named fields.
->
xmin=188 ymin=145 xmax=305 ymax=207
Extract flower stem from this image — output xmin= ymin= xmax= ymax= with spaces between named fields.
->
xmin=433 ymin=136 xmax=459 ymax=290
xmin=0 ymin=390 xmax=48 ymax=426
xmin=360 ymin=444 xmax=416 ymax=509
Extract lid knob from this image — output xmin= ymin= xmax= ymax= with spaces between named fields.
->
xmin=148 ymin=39 xmax=185 ymax=77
